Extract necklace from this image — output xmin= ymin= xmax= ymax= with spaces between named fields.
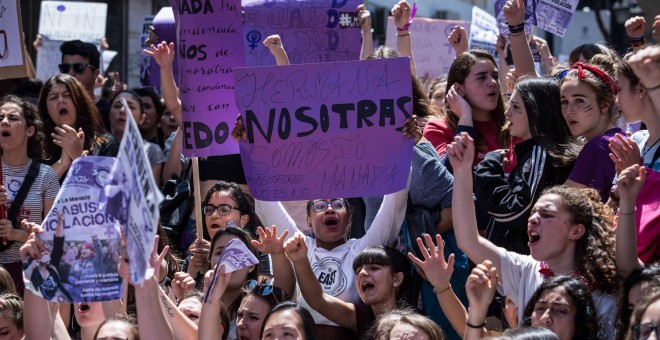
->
xmin=642 ymin=135 xmax=660 ymax=159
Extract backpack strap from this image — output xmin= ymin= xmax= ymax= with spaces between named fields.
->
xmin=8 ymin=160 xmax=41 ymax=228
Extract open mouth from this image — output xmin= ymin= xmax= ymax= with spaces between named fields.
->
xmin=79 ymin=303 xmax=90 ymax=313
xmin=59 ymin=109 xmax=69 ymax=116
xmin=528 ymin=231 xmax=541 ymax=246
xmin=361 ymin=282 xmax=375 ymax=294
xmin=1 ymin=131 xmax=10 ymax=137
xmin=323 ymin=216 xmax=339 ymax=228
xmin=210 ymin=223 xmax=222 ymax=230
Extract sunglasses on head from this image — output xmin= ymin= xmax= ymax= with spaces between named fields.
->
xmin=58 ymin=63 xmax=96 ymax=74
xmin=243 ymin=280 xmax=288 ymax=305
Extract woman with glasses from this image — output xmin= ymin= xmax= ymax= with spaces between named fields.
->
xmin=184 ymin=181 xmax=267 ymax=283
xmin=37 ymin=74 xmax=119 ymax=181
xmin=627 ymin=290 xmax=660 ymax=340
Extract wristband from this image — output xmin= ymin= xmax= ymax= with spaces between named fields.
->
xmin=397 ymin=31 xmax=410 ymax=37
xmin=433 ymin=285 xmax=451 ymax=294
xmin=609 ymin=185 xmax=620 ymax=204
xmin=628 ymin=35 xmax=645 ymax=48
xmin=618 ymin=209 xmax=636 ymax=216
xmin=466 ymin=319 xmax=487 ymax=328
xmin=397 ymin=1 xmax=417 ymax=31
xmin=508 ymin=23 xmax=525 ymax=34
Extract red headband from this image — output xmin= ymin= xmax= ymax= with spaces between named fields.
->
xmin=571 ymin=62 xmax=618 ymax=96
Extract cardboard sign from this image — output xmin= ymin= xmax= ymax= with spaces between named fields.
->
xmin=0 ymin=0 xmax=27 ymax=79
xmin=30 ymin=157 xmax=122 ymax=302
xmin=169 ymin=0 xmax=246 ymax=157
xmin=234 ymin=57 xmax=414 ymax=201
xmin=385 ymin=17 xmax=469 ymax=79
xmin=38 ymin=1 xmax=107 ymax=41
xmin=242 ymin=0 xmax=362 ymax=67
xmin=469 ymin=6 xmax=498 ymax=56
xmin=107 ymin=99 xmax=163 ymax=284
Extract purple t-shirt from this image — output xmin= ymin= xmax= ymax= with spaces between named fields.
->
xmin=568 ymin=128 xmax=622 ymax=202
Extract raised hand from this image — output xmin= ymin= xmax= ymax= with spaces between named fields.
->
xmin=145 ymin=42 xmax=176 ymax=68
xmin=263 ymin=35 xmax=286 ymax=60
xmin=391 ymin=0 xmax=412 ymax=31
xmin=172 ymin=271 xmax=197 ymax=301
xmin=447 ymin=132 xmax=475 ymax=173
xmin=150 ymin=235 xmax=170 ymax=280
xmin=52 ymin=125 xmax=84 ymax=160
xmin=609 ymin=133 xmax=641 ymax=175
xmin=466 ymin=260 xmax=498 ymax=311
xmin=628 ymin=45 xmax=660 ymax=90
xmin=505 ymin=69 xmax=519 ymax=95
xmin=445 ymin=84 xmax=471 ymax=119
xmin=357 ymin=4 xmax=372 ymax=32
xmin=203 ymin=265 xmax=230 ymax=304
xmin=625 ymin=16 xmax=646 ymax=40
xmin=283 ymin=233 xmax=308 ymax=264
xmin=617 ymin=164 xmax=647 ymax=201
xmin=503 ymin=0 xmax=525 ymax=26
xmin=231 ymin=115 xmax=248 ymax=142
xmin=407 ymin=234 xmax=455 ymax=291
xmin=251 ymin=226 xmax=289 ymax=255
xmin=448 ymin=26 xmax=468 ymax=56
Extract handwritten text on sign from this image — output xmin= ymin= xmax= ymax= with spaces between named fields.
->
xmin=234 ymin=58 xmax=413 ymax=201
xmin=169 ymin=0 xmax=245 ymax=156
xmin=243 ymin=0 xmax=362 ymax=67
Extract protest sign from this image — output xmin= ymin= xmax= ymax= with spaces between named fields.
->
xmin=0 ymin=0 xmax=27 ymax=79
xmin=106 ymin=98 xmax=163 ymax=284
xmin=242 ymin=0 xmax=362 ymax=67
xmin=533 ymin=0 xmax=579 ymax=37
xmin=169 ymin=0 xmax=245 ymax=157
xmin=27 ymin=156 xmax=122 ymax=303
xmin=234 ymin=57 xmax=413 ymax=201
xmin=36 ymin=1 xmax=107 ymax=81
xmin=204 ymin=238 xmax=259 ymax=302
xmin=149 ymin=7 xmax=180 ymax=87
xmin=469 ymin=6 xmax=498 ymax=56
xmin=140 ymin=15 xmax=155 ymax=86
xmin=384 ymin=17 xmax=469 ymax=79
xmin=38 ymin=1 xmax=107 ymax=42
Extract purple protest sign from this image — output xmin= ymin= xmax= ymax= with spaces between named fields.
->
xmin=242 ymin=0 xmax=362 ymax=67
xmin=169 ymin=0 xmax=245 ymax=156
xmin=29 ymin=157 xmax=122 ymax=303
xmin=233 ymin=57 xmax=413 ymax=201
xmin=148 ymin=8 xmax=179 ymax=87
xmin=204 ymin=238 xmax=258 ymax=303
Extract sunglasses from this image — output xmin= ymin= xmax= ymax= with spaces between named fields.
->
xmin=243 ymin=280 xmax=288 ymax=305
xmin=58 ymin=63 xmax=96 ymax=74
xmin=554 ymin=69 xmax=569 ymax=81
xmin=203 ymin=204 xmax=241 ymax=216
xmin=308 ymin=199 xmax=345 ymax=213
xmin=633 ymin=323 xmax=660 ymax=340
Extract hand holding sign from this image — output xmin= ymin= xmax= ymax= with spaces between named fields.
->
xmin=203 ymin=265 xmax=229 ymax=304
xmin=19 ymin=227 xmax=45 ymax=261
xmin=251 ymin=226 xmax=289 ymax=255
xmin=401 ymin=115 xmax=423 ymax=144
xmin=503 ymin=0 xmax=525 ymax=26
xmin=448 ymin=26 xmax=468 ymax=56
xmin=231 ymin=115 xmax=247 ymax=143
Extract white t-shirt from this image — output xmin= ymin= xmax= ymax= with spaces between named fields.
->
xmin=255 ymin=187 xmax=408 ymax=326
xmin=497 ymin=249 xmax=617 ymax=338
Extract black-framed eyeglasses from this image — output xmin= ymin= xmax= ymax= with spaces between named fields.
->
xmin=58 ymin=63 xmax=96 ymax=74
xmin=308 ymin=199 xmax=345 ymax=213
xmin=243 ymin=279 xmax=288 ymax=305
xmin=633 ymin=323 xmax=660 ymax=340
xmin=202 ymin=204 xmax=241 ymax=216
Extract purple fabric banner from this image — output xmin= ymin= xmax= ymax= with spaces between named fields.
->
xmin=149 ymin=7 xmax=179 ymax=87
xmin=234 ymin=57 xmax=414 ymax=201
xmin=242 ymin=0 xmax=362 ymax=67
xmin=169 ymin=0 xmax=246 ymax=156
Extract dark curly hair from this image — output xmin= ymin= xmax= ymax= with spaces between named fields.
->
xmin=522 ymin=276 xmax=600 ymax=340
xmin=0 ymin=95 xmax=45 ymax=159
xmin=445 ymin=49 xmax=509 ymax=152
xmin=366 ymin=46 xmax=440 ymax=118
xmin=37 ymin=74 xmax=107 ymax=160
xmin=541 ymin=186 xmax=619 ymax=294
xmin=615 ymin=263 xmax=660 ymax=340
xmin=201 ymin=181 xmax=261 ymax=240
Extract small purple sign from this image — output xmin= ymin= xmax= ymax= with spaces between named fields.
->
xmin=233 ymin=57 xmax=414 ymax=201
xmin=242 ymin=0 xmax=362 ymax=67
xmin=149 ymin=7 xmax=179 ymax=88
xmin=169 ymin=0 xmax=245 ymax=156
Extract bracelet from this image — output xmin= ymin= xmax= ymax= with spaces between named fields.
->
xmin=628 ymin=35 xmax=645 ymax=42
xmin=397 ymin=31 xmax=410 ymax=37
xmin=619 ymin=209 xmax=636 ymax=216
xmin=646 ymin=83 xmax=660 ymax=91
xmin=433 ymin=285 xmax=451 ymax=294
xmin=466 ymin=319 xmax=487 ymax=328
xmin=508 ymin=23 xmax=525 ymax=34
